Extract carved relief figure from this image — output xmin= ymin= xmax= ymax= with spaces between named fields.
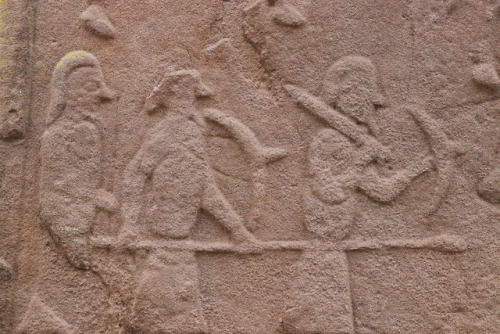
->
xmin=120 ymin=70 xmax=258 ymax=333
xmin=287 ymin=56 xmax=435 ymax=237
xmin=467 ymin=5 xmax=500 ymax=205
xmin=283 ymin=56 xmax=446 ymax=333
xmin=40 ymin=51 xmax=117 ymax=270
xmin=471 ymin=5 xmax=500 ymax=91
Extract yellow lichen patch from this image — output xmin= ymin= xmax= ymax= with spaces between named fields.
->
xmin=0 ymin=7 xmax=10 ymax=69
xmin=0 ymin=0 xmax=5 ymax=121
xmin=0 ymin=0 xmax=4 ymax=124
xmin=56 ymin=50 xmax=89 ymax=68
xmin=0 ymin=0 xmax=5 ymax=67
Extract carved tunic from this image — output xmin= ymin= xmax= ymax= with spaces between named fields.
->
xmin=305 ymin=128 xmax=357 ymax=241
xmin=40 ymin=118 xmax=101 ymax=235
xmin=130 ymin=112 xmax=209 ymax=332
xmin=140 ymin=113 xmax=209 ymax=239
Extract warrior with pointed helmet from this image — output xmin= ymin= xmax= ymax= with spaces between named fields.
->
xmin=120 ymin=69 xmax=257 ymax=333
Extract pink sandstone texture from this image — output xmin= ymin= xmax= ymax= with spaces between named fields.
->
xmin=0 ymin=1 xmax=498 ymax=333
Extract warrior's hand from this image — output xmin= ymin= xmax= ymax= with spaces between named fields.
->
xmin=361 ymin=137 xmax=392 ymax=164
xmin=95 ymin=189 xmax=119 ymax=212
xmin=48 ymin=226 xmax=94 ymax=270
xmin=232 ymin=226 xmax=259 ymax=244
xmin=284 ymin=84 xmax=307 ymax=104
xmin=245 ymin=217 xmax=259 ymax=232
xmin=62 ymin=237 xmax=93 ymax=270
xmin=116 ymin=229 xmax=139 ymax=249
xmin=413 ymin=155 xmax=434 ymax=174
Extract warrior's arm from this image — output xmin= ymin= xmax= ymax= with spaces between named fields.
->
xmin=121 ymin=139 xmax=165 ymax=233
xmin=40 ymin=130 xmax=73 ymax=225
xmin=121 ymin=153 xmax=148 ymax=232
xmin=204 ymin=109 xmax=263 ymax=159
xmin=285 ymin=84 xmax=390 ymax=161
xmin=285 ymin=85 xmax=367 ymax=144
xmin=201 ymin=172 xmax=257 ymax=243
xmin=358 ymin=155 xmax=433 ymax=203
xmin=40 ymin=130 xmax=94 ymax=269
xmin=204 ymin=108 xmax=287 ymax=164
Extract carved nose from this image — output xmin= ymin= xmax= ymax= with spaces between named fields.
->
xmin=144 ymin=88 xmax=163 ymax=113
xmin=373 ymin=93 xmax=388 ymax=108
xmin=144 ymin=100 xmax=159 ymax=113
xmin=196 ymin=82 xmax=213 ymax=98
xmin=99 ymin=86 xmax=116 ymax=101
xmin=144 ymin=93 xmax=162 ymax=113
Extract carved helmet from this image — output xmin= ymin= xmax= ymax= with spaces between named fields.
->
xmin=323 ymin=55 xmax=386 ymax=108
xmin=144 ymin=69 xmax=212 ymax=114
xmin=46 ymin=50 xmax=111 ymax=126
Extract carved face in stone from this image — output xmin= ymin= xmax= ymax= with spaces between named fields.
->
xmin=323 ymin=56 xmax=382 ymax=125
xmin=65 ymin=66 xmax=114 ymax=110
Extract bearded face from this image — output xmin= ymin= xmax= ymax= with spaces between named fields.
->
xmin=334 ymin=83 xmax=377 ymax=124
xmin=323 ymin=56 xmax=380 ymax=125
xmin=65 ymin=67 xmax=114 ymax=111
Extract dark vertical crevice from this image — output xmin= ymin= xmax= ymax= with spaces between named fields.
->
xmin=8 ymin=0 xmax=39 ymax=332
xmin=24 ymin=0 xmax=38 ymax=155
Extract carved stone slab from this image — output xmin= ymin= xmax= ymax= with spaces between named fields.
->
xmin=1 ymin=1 xmax=498 ymax=333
